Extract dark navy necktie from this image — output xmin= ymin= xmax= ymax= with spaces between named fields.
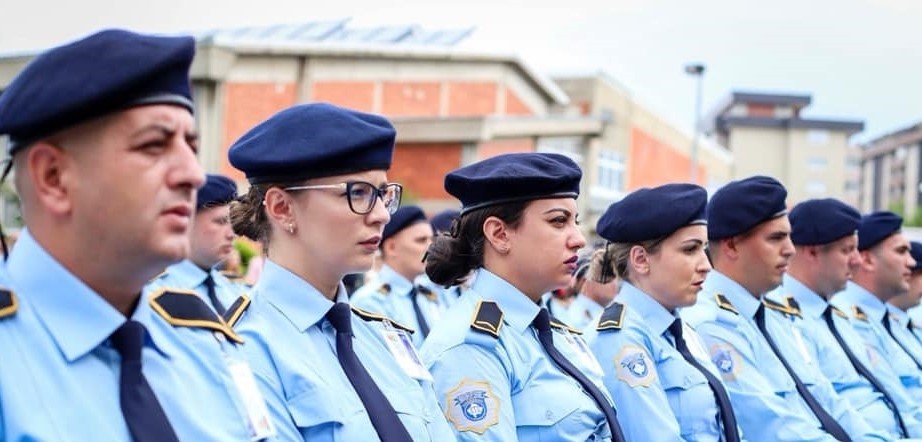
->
xmin=110 ymin=320 xmax=180 ymax=442
xmin=532 ymin=308 xmax=626 ymax=442
xmin=204 ymin=273 xmax=226 ymax=316
xmin=882 ymin=314 xmax=922 ymax=370
xmin=823 ymin=307 xmax=907 ymax=437
xmin=326 ymin=302 xmax=412 ymax=442
xmin=668 ymin=319 xmax=740 ymax=442
xmin=408 ymin=287 xmax=430 ymax=338
xmin=754 ymin=305 xmax=850 ymax=441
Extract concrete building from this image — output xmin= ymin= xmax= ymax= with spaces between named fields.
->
xmin=704 ymin=91 xmax=864 ymax=205
xmin=858 ymin=122 xmax=922 ymax=220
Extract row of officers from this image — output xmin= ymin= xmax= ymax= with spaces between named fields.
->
xmin=5 ymin=28 xmax=922 ymax=442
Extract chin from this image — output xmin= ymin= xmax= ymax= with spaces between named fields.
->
xmin=348 ymin=255 xmax=375 ymax=273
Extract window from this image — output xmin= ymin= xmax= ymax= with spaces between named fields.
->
xmin=595 ymin=149 xmax=624 ymax=195
xmin=807 ymin=157 xmax=827 ymax=171
xmin=807 ymin=130 xmax=829 ymax=145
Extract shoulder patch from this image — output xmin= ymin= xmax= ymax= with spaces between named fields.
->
xmin=709 ymin=342 xmax=743 ymax=381
xmin=350 ymin=305 xmax=415 ymax=334
xmin=550 ymin=316 xmax=582 ymax=335
xmin=763 ymin=297 xmax=800 ymax=318
xmin=377 ymin=283 xmax=392 ymax=296
xmin=0 ymin=288 xmax=18 ymax=319
xmin=149 ymin=288 xmax=243 ymax=343
xmin=715 ymin=294 xmax=738 ymax=315
xmin=853 ymin=306 xmax=868 ymax=322
xmin=615 ymin=344 xmax=657 ymax=387
xmin=445 ymin=379 xmax=500 ymax=434
xmin=470 ymin=300 xmax=504 ymax=338
xmin=831 ymin=306 xmax=848 ymax=319
xmin=597 ymin=302 xmax=625 ymax=331
xmin=222 ymin=294 xmax=251 ymax=328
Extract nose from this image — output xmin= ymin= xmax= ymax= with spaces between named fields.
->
xmin=782 ymin=237 xmax=796 ymax=258
xmin=698 ymin=251 xmax=712 ymax=274
xmin=171 ymin=140 xmax=205 ymax=191
xmin=367 ymin=195 xmax=391 ymax=226
xmin=570 ymin=226 xmax=587 ymax=250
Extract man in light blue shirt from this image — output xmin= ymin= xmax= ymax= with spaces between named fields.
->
xmin=0 ymin=30 xmax=272 ymax=441
xmin=888 ymin=241 xmax=922 ymax=356
xmin=683 ymin=176 xmax=886 ymax=441
xmin=147 ymin=174 xmax=245 ymax=316
xmin=352 ymin=205 xmax=445 ymax=347
xmin=766 ymin=199 xmax=922 ymax=438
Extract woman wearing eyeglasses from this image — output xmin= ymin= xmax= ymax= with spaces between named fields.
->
xmin=226 ymin=103 xmax=455 ymax=442
xmin=420 ymin=153 xmax=625 ymax=442
xmin=585 ymin=183 xmax=743 ymax=442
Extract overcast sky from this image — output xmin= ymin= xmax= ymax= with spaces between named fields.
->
xmin=1 ymin=0 xmax=918 ymax=142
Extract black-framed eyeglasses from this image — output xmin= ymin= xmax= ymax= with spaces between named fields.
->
xmin=283 ymin=181 xmax=403 ymax=215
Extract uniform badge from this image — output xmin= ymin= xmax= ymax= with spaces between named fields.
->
xmin=445 ymin=380 xmax=500 ymax=434
xmin=615 ymin=345 xmax=656 ymax=387
xmin=709 ymin=343 xmax=741 ymax=381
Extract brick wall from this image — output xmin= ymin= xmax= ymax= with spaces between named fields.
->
xmin=628 ymin=127 xmax=707 ymax=188
xmin=389 ymin=143 xmax=463 ymax=200
xmin=220 ymin=82 xmax=297 ymax=179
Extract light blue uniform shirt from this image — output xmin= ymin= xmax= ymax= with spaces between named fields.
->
xmin=0 ymin=230 xmax=258 ymax=441
xmin=235 ymin=259 xmax=455 ymax=442
xmin=833 ymin=282 xmax=922 ymax=403
xmin=769 ymin=275 xmax=922 ymax=438
xmin=145 ymin=259 xmax=245 ymax=313
xmin=420 ymin=269 xmax=613 ymax=442
xmin=887 ymin=305 xmax=922 ymax=370
xmin=570 ymin=293 xmax=605 ymax=332
xmin=351 ymin=264 xmax=447 ymax=347
xmin=586 ymin=282 xmax=740 ymax=441
xmin=682 ymin=270 xmax=883 ymax=442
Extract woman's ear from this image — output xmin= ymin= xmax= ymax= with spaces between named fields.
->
xmin=483 ymin=215 xmax=511 ymax=255
xmin=628 ymin=245 xmax=650 ymax=276
xmin=263 ymin=187 xmax=295 ymax=233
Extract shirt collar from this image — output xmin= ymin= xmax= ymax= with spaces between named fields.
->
xmin=165 ymin=259 xmax=210 ymax=287
xmin=8 ymin=229 xmax=171 ymax=361
xmin=839 ymin=281 xmax=887 ymax=321
xmin=255 ymin=259 xmax=336 ymax=332
xmin=704 ymin=270 xmax=762 ymax=319
xmin=471 ymin=269 xmax=541 ymax=334
xmin=781 ymin=273 xmax=827 ymax=320
xmin=376 ymin=264 xmax=414 ymax=295
xmin=887 ymin=303 xmax=909 ymax=323
xmin=617 ymin=282 xmax=676 ymax=335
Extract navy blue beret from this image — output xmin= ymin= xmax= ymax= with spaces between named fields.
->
xmin=445 ymin=153 xmax=581 ymax=215
xmin=597 ymin=183 xmax=707 ymax=243
xmin=228 ymin=103 xmax=395 ymax=184
xmin=382 ymin=205 xmax=428 ymax=242
xmin=707 ymin=176 xmax=787 ymax=240
xmin=0 ymin=29 xmax=195 ymax=155
xmin=197 ymin=174 xmax=237 ymax=209
xmin=910 ymin=241 xmax=922 ymax=271
xmin=430 ymin=209 xmax=459 ymax=233
xmin=788 ymin=198 xmax=860 ymax=246
xmin=857 ymin=211 xmax=903 ymax=251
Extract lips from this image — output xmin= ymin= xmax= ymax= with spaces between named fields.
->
xmin=359 ymin=235 xmax=381 ymax=247
xmin=163 ymin=204 xmax=192 ymax=217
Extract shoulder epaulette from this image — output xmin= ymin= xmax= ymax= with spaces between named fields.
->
xmin=351 ymin=305 xmax=415 ymax=334
xmin=550 ymin=316 xmax=583 ymax=335
xmin=0 ymin=288 xmax=18 ymax=319
xmin=377 ymin=283 xmax=391 ymax=296
xmin=785 ymin=296 xmax=802 ymax=316
xmin=417 ymin=285 xmax=438 ymax=302
xmin=597 ymin=302 xmax=625 ymax=331
xmin=715 ymin=294 xmax=738 ymax=315
xmin=852 ymin=306 xmax=869 ymax=322
xmin=149 ymin=288 xmax=242 ymax=343
xmin=830 ymin=306 xmax=848 ymax=318
xmin=763 ymin=297 xmax=800 ymax=318
xmin=470 ymin=300 xmax=503 ymax=338
xmin=222 ymin=295 xmax=251 ymax=328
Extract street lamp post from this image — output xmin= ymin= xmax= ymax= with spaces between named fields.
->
xmin=685 ymin=63 xmax=705 ymax=184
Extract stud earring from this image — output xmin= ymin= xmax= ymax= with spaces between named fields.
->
xmin=287 ymin=224 xmax=295 ymax=234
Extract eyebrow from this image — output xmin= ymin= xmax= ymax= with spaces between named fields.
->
xmin=542 ymin=208 xmax=572 ymax=216
xmin=132 ymin=124 xmax=199 ymax=142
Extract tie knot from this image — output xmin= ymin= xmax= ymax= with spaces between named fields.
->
xmin=203 ymin=272 xmax=215 ymax=287
xmin=111 ymin=320 xmax=146 ymax=362
xmin=408 ymin=286 xmax=418 ymax=298
xmin=532 ymin=308 xmax=552 ymax=332
xmin=668 ymin=318 xmax=684 ymax=339
xmin=326 ymin=302 xmax=353 ymax=334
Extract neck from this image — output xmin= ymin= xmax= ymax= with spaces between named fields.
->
xmin=715 ymin=264 xmax=765 ymax=298
xmin=385 ymin=261 xmax=417 ymax=284
xmin=268 ymin=242 xmax=341 ymax=301
xmin=786 ymin=266 xmax=825 ymax=298
xmin=483 ymin=254 xmax=544 ymax=303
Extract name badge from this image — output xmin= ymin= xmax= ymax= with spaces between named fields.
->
xmin=227 ymin=360 xmax=276 ymax=440
xmin=381 ymin=325 xmax=433 ymax=381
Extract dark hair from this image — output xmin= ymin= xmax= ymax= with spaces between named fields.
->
xmin=230 ymin=183 xmax=293 ymax=246
xmin=425 ymin=201 xmax=528 ymax=287
xmin=597 ymin=237 xmax=666 ymax=284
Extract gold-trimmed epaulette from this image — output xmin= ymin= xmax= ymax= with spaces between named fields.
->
xmin=223 ymin=295 xmax=251 ymax=328
xmin=470 ymin=300 xmax=503 ymax=338
xmin=831 ymin=306 xmax=848 ymax=318
xmin=377 ymin=283 xmax=391 ymax=296
xmin=785 ymin=296 xmax=802 ymax=316
xmin=715 ymin=294 xmax=738 ymax=315
xmin=351 ymin=305 xmax=415 ymax=334
xmin=597 ymin=302 xmax=625 ymax=331
xmin=853 ymin=306 xmax=869 ymax=322
xmin=0 ymin=288 xmax=18 ymax=319
xmin=550 ymin=317 xmax=583 ymax=335
xmin=417 ymin=285 xmax=438 ymax=302
xmin=763 ymin=298 xmax=800 ymax=318
xmin=149 ymin=288 xmax=243 ymax=343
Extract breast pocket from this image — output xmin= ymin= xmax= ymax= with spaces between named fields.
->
xmin=287 ymin=388 xmax=362 ymax=440
xmin=658 ymin=355 xmax=718 ymax=436
xmin=513 ymin=383 xmax=588 ymax=441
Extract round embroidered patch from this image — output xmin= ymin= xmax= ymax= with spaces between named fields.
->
xmin=614 ymin=344 xmax=657 ymax=387
xmin=709 ymin=343 xmax=741 ymax=381
xmin=445 ymin=379 xmax=500 ymax=434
